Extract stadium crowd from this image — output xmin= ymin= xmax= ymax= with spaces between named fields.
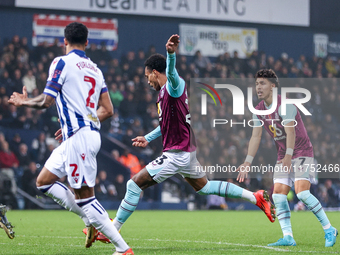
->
xmin=0 ymin=36 xmax=339 ymax=209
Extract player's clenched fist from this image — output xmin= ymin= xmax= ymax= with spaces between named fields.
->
xmin=166 ymin=34 xmax=180 ymax=54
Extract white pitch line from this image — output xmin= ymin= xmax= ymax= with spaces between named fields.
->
xmin=127 ymin=238 xmax=340 ymax=254
xmin=127 ymin=238 xmax=287 ymax=252
xmin=15 ymin=235 xmax=340 ymax=254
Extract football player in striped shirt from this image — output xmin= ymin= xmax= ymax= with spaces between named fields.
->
xmin=9 ymin=22 xmax=133 ymax=255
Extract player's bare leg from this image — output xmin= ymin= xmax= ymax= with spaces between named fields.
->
xmin=36 ymin=167 xmax=60 ymax=186
xmin=0 ymin=204 xmax=14 ymax=239
xmin=295 ymin=180 xmax=337 ymax=247
xmin=113 ymin=168 xmax=157 ymax=230
xmin=185 ymin=176 xmax=276 ymax=222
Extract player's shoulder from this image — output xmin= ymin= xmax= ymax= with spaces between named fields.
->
xmin=255 ymin=100 xmax=264 ymax=110
xmin=50 ymin=56 xmax=65 ymax=67
xmin=278 ymin=103 xmax=297 ymax=115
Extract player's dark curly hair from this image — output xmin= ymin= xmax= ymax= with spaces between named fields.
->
xmin=64 ymin=22 xmax=88 ymax=45
xmin=255 ymin=69 xmax=280 ymax=88
xmin=144 ymin=54 xmax=166 ymax=73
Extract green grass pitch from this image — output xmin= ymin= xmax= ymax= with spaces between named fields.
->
xmin=0 ymin=210 xmax=339 ymax=254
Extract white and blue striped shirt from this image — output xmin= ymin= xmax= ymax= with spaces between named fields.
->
xmin=44 ymin=49 xmax=108 ymax=141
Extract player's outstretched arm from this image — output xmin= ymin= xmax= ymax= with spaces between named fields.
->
xmin=132 ymin=125 xmax=162 ymax=148
xmin=236 ymin=126 xmax=262 ymax=182
xmin=97 ymin=91 xmax=114 ymax=123
xmin=132 ymin=136 xmax=149 ymax=148
xmin=132 ymin=125 xmax=162 ymax=147
xmin=8 ymin=86 xmax=54 ymax=109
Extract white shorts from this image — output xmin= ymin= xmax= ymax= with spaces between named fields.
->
xmin=146 ymin=150 xmax=205 ymax=183
xmin=44 ymin=126 xmax=101 ymax=189
xmin=273 ymin=157 xmax=317 ymax=187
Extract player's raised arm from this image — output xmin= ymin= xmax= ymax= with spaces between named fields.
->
xmin=8 ymin=86 xmax=55 ymax=109
xmin=165 ymin=34 xmax=185 ymax=98
xmin=236 ymin=125 xmax=263 ymax=182
xmin=97 ymin=89 xmax=114 ymax=123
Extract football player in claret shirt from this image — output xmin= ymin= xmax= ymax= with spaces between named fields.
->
xmin=237 ymin=69 xmax=337 ymax=247
xmin=88 ymin=35 xmax=277 ymax=246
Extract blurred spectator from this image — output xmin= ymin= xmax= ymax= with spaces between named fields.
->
xmin=194 ymin=50 xmax=210 ymax=73
xmin=119 ymin=149 xmax=142 ymax=178
xmin=114 ymin=174 xmax=126 ymax=200
xmin=119 ymin=93 xmax=137 ymax=118
xmin=122 ymin=128 xmax=134 ymax=147
xmin=31 ymin=132 xmax=49 ymax=164
xmin=0 ymin=141 xmax=18 ymax=196
xmin=21 ymin=161 xmax=40 ymax=209
xmin=22 ymin=69 xmax=37 ymax=95
xmin=9 ymin=133 xmax=22 ymax=156
xmin=0 ymin=141 xmax=19 ymax=169
xmin=35 ymin=71 xmax=48 ymax=93
xmin=50 ymin=38 xmax=63 ymax=57
xmin=12 ymin=69 xmax=23 ymax=93
xmin=146 ymin=45 xmax=156 ymax=58
xmin=17 ymin=143 xmax=31 ymax=169
xmin=95 ymin=170 xmax=117 ymax=201
xmin=324 ymin=179 xmax=339 ymax=207
xmin=109 ymin=82 xmax=124 ymax=108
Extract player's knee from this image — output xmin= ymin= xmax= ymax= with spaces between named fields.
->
xmin=36 ymin=175 xmax=53 ymax=189
xmin=296 ymin=190 xmax=310 ymax=202
xmin=126 ymin=179 xmax=142 ymax=194
xmin=36 ymin=176 xmax=44 ymax=188
xmin=197 ymin=181 xmax=210 ymax=195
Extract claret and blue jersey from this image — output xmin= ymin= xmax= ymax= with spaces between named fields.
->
xmin=253 ymin=95 xmax=313 ymax=160
xmin=43 ymin=49 xmax=108 ymax=141
xmin=145 ymin=52 xmax=196 ymax=152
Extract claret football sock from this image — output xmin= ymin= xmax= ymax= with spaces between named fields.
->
xmin=272 ymin=194 xmax=293 ymax=237
xmin=297 ymin=190 xmax=331 ymax=231
xmin=196 ymin=181 xmax=256 ymax=204
xmin=115 ymin=180 xmax=142 ymax=227
xmin=37 ymin=181 xmax=90 ymax=226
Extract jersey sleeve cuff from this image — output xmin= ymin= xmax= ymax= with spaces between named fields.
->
xmin=43 ymin=91 xmax=57 ymax=99
xmin=101 ymin=87 xmax=108 ymax=94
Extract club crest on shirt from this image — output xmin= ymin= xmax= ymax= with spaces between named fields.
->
xmin=52 ymin=69 xmax=62 ymax=79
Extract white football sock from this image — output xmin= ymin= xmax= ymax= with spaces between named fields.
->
xmin=113 ymin=217 xmax=124 ymax=231
xmin=38 ymin=182 xmax=90 ymax=226
xmin=78 ymin=197 xmax=129 ymax=252
xmin=242 ymin=190 xmax=256 ymax=204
